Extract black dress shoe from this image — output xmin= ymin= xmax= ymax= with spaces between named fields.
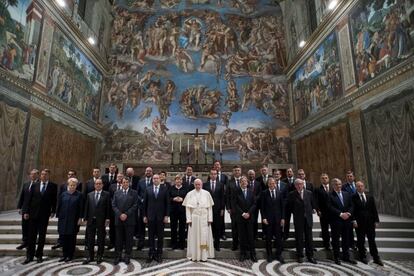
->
xmin=114 ymin=258 xmax=121 ymax=265
xmin=215 ymin=247 xmax=220 ymax=251
xmin=276 ymin=256 xmax=285 ymax=264
xmin=344 ymin=258 xmax=357 ymax=264
xmin=16 ymin=244 xmax=27 ymax=250
xmin=106 ymin=245 xmax=114 ymax=250
xmin=65 ymin=257 xmax=72 ymax=263
xmin=124 ymin=257 xmax=130 ymax=265
xmin=58 ymin=257 xmax=66 ymax=262
xmin=51 ymin=244 xmax=62 ymax=250
xmin=82 ymin=258 xmax=92 ymax=264
xmin=146 ymin=257 xmax=153 ymax=263
xmin=266 ymin=256 xmax=273 ymax=263
xmin=334 ymin=259 xmax=341 ymax=265
xmin=156 ymin=255 xmax=162 ymax=263
xmin=251 ymin=255 xmax=258 ymax=262
xmin=239 ymin=255 xmax=245 ymax=262
xmin=359 ymin=258 xmax=368 ymax=264
xmin=221 ymin=235 xmax=227 ymax=240
xmin=231 ymin=246 xmax=238 ymax=251
xmin=297 ymin=257 xmax=303 ymax=263
xmin=96 ymin=256 xmax=103 ymax=264
xmin=307 ymin=257 xmax=317 ymax=264
xmin=37 ymin=257 xmax=43 ymax=263
xmin=374 ymin=259 xmax=384 ymax=266
xmin=22 ymin=258 xmax=33 ymax=265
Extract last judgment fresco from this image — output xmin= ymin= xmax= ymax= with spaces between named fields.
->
xmin=102 ymin=0 xmax=291 ymax=165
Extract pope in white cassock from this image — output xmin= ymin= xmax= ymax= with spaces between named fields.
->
xmin=182 ymin=178 xmax=215 ymax=261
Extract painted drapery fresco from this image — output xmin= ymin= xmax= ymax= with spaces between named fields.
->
xmin=350 ymin=0 xmax=414 ymax=86
xmin=103 ymin=0 xmax=291 ymax=165
xmin=46 ymin=27 xmax=103 ymax=121
xmin=292 ymin=32 xmax=343 ymax=124
xmin=0 ymin=0 xmax=43 ymax=81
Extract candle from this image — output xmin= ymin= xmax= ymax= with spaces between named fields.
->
xmin=187 ymin=139 xmax=190 ymax=153
xmin=220 ymin=139 xmax=222 ymax=153
xmin=205 ymin=139 xmax=207 ymax=152
xmin=179 ymin=137 xmax=182 ymax=152
xmin=171 ymin=139 xmax=174 ymax=153
xmin=213 ymin=139 xmax=215 ymax=152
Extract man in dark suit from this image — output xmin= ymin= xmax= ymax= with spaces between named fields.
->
xmin=108 ymin=173 xmax=124 ymax=250
xmin=256 ymin=165 xmax=270 ymax=191
xmin=261 ymin=177 xmax=285 ymax=263
xmin=297 ymin=169 xmax=313 ymax=192
xmin=352 ymin=181 xmax=383 ymax=266
xmin=83 ymin=178 xmax=111 ymax=264
xmin=143 ymin=174 xmax=170 ymax=263
xmin=282 ymin=167 xmax=295 ymax=240
xmin=329 ymin=178 xmax=357 ymax=265
xmin=102 ymin=163 xmax=118 ymax=191
xmin=227 ymin=165 xmax=242 ymax=251
xmin=315 ymin=173 xmax=332 ymax=250
xmin=159 ymin=171 xmax=171 ymax=191
xmin=126 ymin=167 xmax=140 ymax=190
xmin=17 ymin=169 xmax=39 ymax=250
xmin=112 ymin=177 xmax=138 ymax=265
xmin=285 ymin=179 xmax=317 ymax=264
xmin=232 ymin=176 xmax=257 ymax=262
xmin=169 ymin=174 xmax=188 ymax=250
xmin=203 ymin=168 xmax=225 ymax=251
xmin=213 ymin=160 xmax=228 ymax=240
xmin=182 ymin=166 xmax=196 ymax=191
xmin=83 ymin=168 xmax=101 ymax=199
xmin=342 ymin=170 xmax=357 ymax=250
xmin=22 ymin=169 xmax=58 ymax=264
xmin=136 ymin=167 xmax=153 ymax=250
xmin=247 ymin=169 xmax=262 ymax=240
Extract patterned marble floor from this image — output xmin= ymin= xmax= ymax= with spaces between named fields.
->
xmin=0 ymin=256 xmax=413 ymax=276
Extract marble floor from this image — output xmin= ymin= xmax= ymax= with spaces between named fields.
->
xmin=0 ymin=256 xmax=413 ymax=276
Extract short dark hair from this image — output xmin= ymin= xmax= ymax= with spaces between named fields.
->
xmin=68 ymin=169 xmax=77 ymax=175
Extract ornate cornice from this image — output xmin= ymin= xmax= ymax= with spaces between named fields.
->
xmin=285 ymin=0 xmax=359 ymax=78
xmin=291 ymin=57 xmax=414 ymax=140
xmin=0 ymin=69 xmax=104 ymax=140
xmin=37 ymin=0 xmax=111 ymax=76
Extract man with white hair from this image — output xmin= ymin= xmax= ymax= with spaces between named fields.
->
xmin=183 ymin=178 xmax=215 ymax=261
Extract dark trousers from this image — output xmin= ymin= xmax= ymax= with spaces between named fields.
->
xmin=27 ymin=216 xmax=49 ymax=258
xmin=148 ymin=220 xmax=165 ymax=257
xmin=230 ymin=212 xmax=239 ymax=248
xmin=237 ymin=218 xmax=255 ymax=256
xmin=109 ymin=213 xmax=116 ymax=246
xmin=331 ymin=219 xmax=351 ymax=260
xmin=137 ymin=210 xmax=146 ymax=247
xmin=170 ymin=212 xmax=186 ymax=248
xmin=294 ymin=221 xmax=314 ymax=258
xmin=320 ymin=214 xmax=331 ymax=248
xmin=265 ymin=221 xmax=283 ymax=258
xmin=253 ymin=209 xmax=259 ymax=239
xmin=21 ymin=215 xmax=29 ymax=244
xmin=62 ymin=234 xmax=77 ymax=258
xmin=86 ymin=220 xmax=106 ymax=259
xmin=212 ymin=211 xmax=222 ymax=249
xmin=220 ymin=215 xmax=225 ymax=237
xmin=115 ymin=224 xmax=135 ymax=257
xmin=356 ymin=225 xmax=379 ymax=260
xmin=284 ymin=213 xmax=291 ymax=240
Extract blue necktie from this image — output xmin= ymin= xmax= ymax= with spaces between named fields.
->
xmin=338 ymin=192 xmax=344 ymax=206
xmin=155 ymin=186 xmax=159 ymax=198
xmin=351 ymin=183 xmax=355 ymax=193
xmin=41 ymin=183 xmax=46 ymax=194
xmin=244 ymin=189 xmax=247 ymax=199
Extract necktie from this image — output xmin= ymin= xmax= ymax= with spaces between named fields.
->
xmin=271 ymin=190 xmax=275 ymax=200
xmin=117 ymin=184 xmax=121 ymax=190
xmin=277 ymin=181 xmax=280 ymax=191
xmin=218 ymin=173 xmax=221 ymax=182
xmin=155 ymin=186 xmax=159 ymax=198
xmin=41 ymin=183 xmax=46 ymax=194
xmin=212 ymin=181 xmax=215 ymax=193
xmin=124 ymin=190 xmax=127 ymax=196
xmin=300 ymin=190 xmax=303 ymax=200
xmin=236 ymin=179 xmax=239 ymax=187
xmin=338 ymin=192 xmax=344 ymax=205
xmin=361 ymin=194 xmax=366 ymax=204
xmin=243 ymin=189 xmax=247 ymax=199
xmin=324 ymin=185 xmax=329 ymax=192
xmin=187 ymin=176 xmax=190 ymax=185
xmin=95 ymin=192 xmax=100 ymax=205
xmin=264 ymin=176 xmax=267 ymax=185
xmin=29 ymin=181 xmax=33 ymax=191
xmin=109 ymin=174 xmax=113 ymax=182
xmin=351 ymin=183 xmax=356 ymax=193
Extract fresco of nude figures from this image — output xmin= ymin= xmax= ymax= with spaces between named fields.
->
xmin=292 ymin=32 xmax=343 ymax=124
xmin=102 ymin=0 xmax=291 ymax=164
xmin=350 ymin=0 xmax=414 ymax=86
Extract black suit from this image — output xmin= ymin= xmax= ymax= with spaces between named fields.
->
xmin=248 ymin=179 xmax=262 ymax=239
xmin=282 ymin=178 xmax=295 ymax=240
xmin=22 ymin=181 xmax=58 ymax=259
xmin=136 ymin=177 xmax=152 ymax=247
xmin=329 ymin=190 xmax=354 ymax=261
xmin=227 ymin=178 xmax=241 ymax=249
xmin=261 ymin=188 xmax=284 ymax=259
xmin=108 ymin=183 xmax=122 ymax=247
xmin=203 ymin=180 xmax=225 ymax=250
xmin=315 ymin=184 xmax=331 ymax=249
xmin=144 ymin=185 xmax=170 ymax=257
xmin=352 ymin=192 xmax=380 ymax=261
xmin=282 ymin=177 xmax=296 ymax=192
xmin=83 ymin=178 xmax=96 ymax=198
xmin=17 ymin=180 xmax=38 ymax=246
xmin=285 ymin=189 xmax=315 ymax=258
xmin=169 ymin=185 xmax=188 ymax=249
xmin=182 ymin=175 xmax=196 ymax=191
xmin=232 ymin=187 xmax=256 ymax=258
xmin=112 ymin=189 xmax=138 ymax=258
xmin=208 ymin=171 xmax=228 ymax=237
xmin=256 ymin=174 xmax=270 ymax=191
xmin=84 ymin=190 xmax=111 ymax=259
xmin=128 ymin=175 xmax=141 ymax=191
xmin=102 ymin=173 xmax=117 ymax=191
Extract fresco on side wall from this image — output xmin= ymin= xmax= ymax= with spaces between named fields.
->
xmin=350 ymin=0 xmax=414 ymax=86
xmin=47 ymin=27 xmax=102 ymax=121
xmin=102 ymin=0 xmax=291 ymax=165
xmin=0 ymin=0 xmax=42 ymax=80
xmin=292 ymin=32 xmax=343 ymax=123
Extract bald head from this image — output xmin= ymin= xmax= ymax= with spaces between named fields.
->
xmin=194 ymin=178 xmax=203 ymax=190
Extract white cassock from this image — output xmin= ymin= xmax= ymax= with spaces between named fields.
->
xmin=182 ymin=189 xmax=215 ymax=261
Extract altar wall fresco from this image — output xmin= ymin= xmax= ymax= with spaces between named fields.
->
xmin=102 ymin=0 xmax=291 ymax=165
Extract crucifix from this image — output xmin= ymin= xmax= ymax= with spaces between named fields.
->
xmin=183 ymin=128 xmax=209 ymax=164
